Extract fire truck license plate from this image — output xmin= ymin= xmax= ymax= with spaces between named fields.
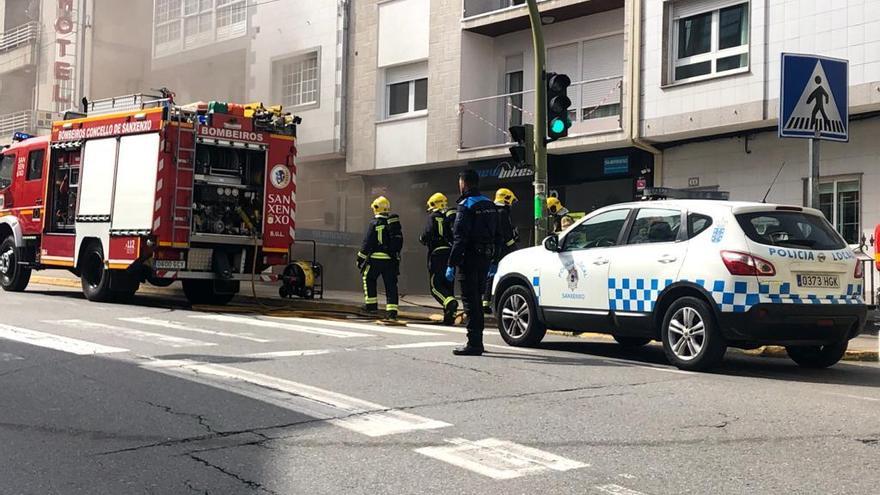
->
xmin=154 ymin=260 xmax=186 ymax=270
xmin=796 ymin=274 xmax=839 ymax=289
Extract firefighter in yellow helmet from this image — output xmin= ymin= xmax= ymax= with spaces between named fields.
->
xmin=419 ymin=192 xmax=458 ymax=324
xmin=356 ymin=196 xmax=403 ymax=319
xmin=482 ymin=187 xmax=520 ymax=312
xmin=547 ymin=196 xmax=570 ymax=233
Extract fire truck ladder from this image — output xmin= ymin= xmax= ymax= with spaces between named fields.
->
xmin=171 ymin=108 xmax=198 ymax=246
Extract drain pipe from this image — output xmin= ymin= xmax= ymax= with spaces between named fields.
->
xmin=627 ymin=0 xmax=664 ymax=186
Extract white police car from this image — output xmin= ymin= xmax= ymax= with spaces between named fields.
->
xmin=491 ymin=200 xmax=866 ymax=371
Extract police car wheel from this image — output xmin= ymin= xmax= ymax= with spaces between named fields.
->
xmin=661 ymin=296 xmax=726 ymax=371
xmin=613 ymin=336 xmax=651 ymax=347
xmin=497 ymin=284 xmax=545 ymax=347
xmin=785 ymin=341 xmax=848 ymax=369
xmin=0 ymin=236 xmax=30 ymax=292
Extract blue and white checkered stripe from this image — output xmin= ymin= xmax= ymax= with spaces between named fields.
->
xmin=608 ymin=278 xmax=863 ymax=313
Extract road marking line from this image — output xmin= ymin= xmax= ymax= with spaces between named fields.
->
xmin=0 ymin=324 xmax=128 ymax=355
xmin=143 ymin=360 xmax=450 ymax=437
xmin=191 ymin=314 xmax=371 ymax=338
xmin=384 ymin=341 xmax=457 ymax=349
xmin=277 ymin=317 xmax=442 ymax=336
xmin=415 ymin=437 xmax=587 ymax=480
xmin=824 ymin=392 xmax=880 ymax=402
xmin=50 ymin=320 xmax=216 ymax=348
xmin=247 ymin=341 xmax=459 ymax=358
xmin=119 ymin=317 xmax=271 ymax=343
xmin=0 ymin=352 xmax=24 ymax=362
xmin=484 ymin=343 xmax=539 ymax=354
xmin=595 ymin=484 xmax=649 ymax=495
xmin=405 ymin=323 xmax=467 ymax=334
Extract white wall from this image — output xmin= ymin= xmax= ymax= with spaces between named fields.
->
xmin=641 ymin=0 xmax=880 ymax=138
xmin=375 ymin=116 xmax=428 ymax=169
xmin=662 ymin=118 xmax=880 ymax=242
xmin=249 ymin=0 xmax=341 ymax=159
xmin=377 ymin=0 xmax=430 ymax=67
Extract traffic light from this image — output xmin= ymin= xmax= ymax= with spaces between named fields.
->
xmin=545 ymin=72 xmax=572 ymax=142
xmin=508 ymin=124 xmax=534 ymax=166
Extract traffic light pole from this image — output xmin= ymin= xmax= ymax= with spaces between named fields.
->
xmin=526 ymin=0 xmax=548 ymax=245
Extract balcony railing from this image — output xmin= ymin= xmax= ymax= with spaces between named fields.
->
xmin=458 ymin=75 xmax=623 ymax=150
xmin=0 ymin=110 xmax=35 ymax=138
xmin=463 ymin=0 xmax=529 ymax=18
xmin=0 ymin=22 xmax=39 ymax=54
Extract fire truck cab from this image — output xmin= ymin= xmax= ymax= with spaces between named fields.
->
xmin=0 ymin=93 xmax=298 ymax=305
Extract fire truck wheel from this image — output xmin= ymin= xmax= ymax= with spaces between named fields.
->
xmin=0 ymin=236 xmax=31 ymax=292
xmin=182 ymin=279 xmax=236 ymax=306
xmin=80 ymin=242 xmax=114 ymax=303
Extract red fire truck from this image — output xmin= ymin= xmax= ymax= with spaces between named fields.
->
xmin=0 ymin=93 xmax=297 ymax=305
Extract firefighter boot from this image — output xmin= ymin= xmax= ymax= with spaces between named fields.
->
xmin=443 ymin=300 xmax=458 ymax=325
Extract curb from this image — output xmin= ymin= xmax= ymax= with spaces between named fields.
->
xmin=29 ymin=275 xmax=436 ymax=321
xmin=549 ymin=330 xmax=878 ymax=362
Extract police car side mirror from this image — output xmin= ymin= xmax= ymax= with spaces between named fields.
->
xmin=543 ymin=235 xmax=560 ymax=252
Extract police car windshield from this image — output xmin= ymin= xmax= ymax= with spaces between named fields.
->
xmin=735 ymin=211 xmax=846 ymax=250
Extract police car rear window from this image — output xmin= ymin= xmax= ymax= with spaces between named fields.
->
xmin=735 ymin=212 xmax=846 ymax=250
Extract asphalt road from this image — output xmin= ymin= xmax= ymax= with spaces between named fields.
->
xmin=0 ymin=283 xmax=878 ymax=495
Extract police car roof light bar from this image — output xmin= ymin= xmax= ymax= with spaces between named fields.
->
xmin=642 ymin=187 xmax=730 ymax=201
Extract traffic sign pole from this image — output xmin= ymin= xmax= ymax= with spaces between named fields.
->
xmin=808 ymin=134 xmax=820 ymax=209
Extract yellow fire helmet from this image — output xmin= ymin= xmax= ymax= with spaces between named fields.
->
xmin=494 ymin=188 xmax=518 ymax=206
xmin=371 ymin=196 xmax=391 ymax=215
xmin=547 ymin=196 xmax=568 ymax=216
xmin=426 ymin=192 xmax=448 ymax=212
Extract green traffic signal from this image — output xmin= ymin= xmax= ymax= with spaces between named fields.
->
xmin=550 ymin=118 xmax=566 ymax=134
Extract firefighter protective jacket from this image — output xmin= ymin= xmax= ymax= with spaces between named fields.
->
xmin=496 ymin=204 xmax=519 ymax=258
xmin=419 ymin=209 xmax=456 ymax=254
xmin=358 ymin=213 xmax=403 ymax=262
xmin=448 ymin=189 xmax=501 ymax=267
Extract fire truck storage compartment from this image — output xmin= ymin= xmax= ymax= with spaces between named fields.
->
xmin=192 ymin=144 xmax=264 ymax=238
xmin=49 ymin=149 xmax=82 ymax=233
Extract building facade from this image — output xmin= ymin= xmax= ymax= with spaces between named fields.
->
xmin=640 ymin=0 xmax=880 ymax=250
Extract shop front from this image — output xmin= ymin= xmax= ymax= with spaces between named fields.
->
xmin=469 ymin=147 xmax=655 ymax=246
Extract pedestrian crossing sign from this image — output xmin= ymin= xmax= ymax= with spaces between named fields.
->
xmin=779 ymin=53 xmax=848 ymax=142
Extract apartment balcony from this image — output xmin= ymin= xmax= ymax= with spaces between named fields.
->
xmin=459 ymin=76 xmax=623 ymax=151
xmin=462 ymin=0 xmax=622 ymax=36
xmin=0 ymin=22 xmax=39 ymax=76
xmin=0 ymin=110 xmax=55 ymax=145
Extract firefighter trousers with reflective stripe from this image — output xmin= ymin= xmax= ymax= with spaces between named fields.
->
xmin=428 ymin=248 xmax=455 ymax=309
xmin=362 ymin=258 xmax=399 ymax=311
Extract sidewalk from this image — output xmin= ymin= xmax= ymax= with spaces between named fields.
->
xmin=29 ymin=270 xmax=878 ymax=361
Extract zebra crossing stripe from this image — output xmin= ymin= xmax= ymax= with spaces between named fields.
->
xmin=415 ymin=437 xmax=587 ymax=479
xmin=190 ymin=314 xmax=372 ymax=338
xmin=118 ymin=317 xmax=272 ymax=343
xmin=49 ymin=320 xmax=216 ymax=348
xmin=0 ymin=324 xmax=128 ymax=355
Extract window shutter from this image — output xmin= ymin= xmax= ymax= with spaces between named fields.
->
xmin=581 ymin=34 xmax=624 ymax=107
xmin=670 ymin=0 xmax=748 ymax=19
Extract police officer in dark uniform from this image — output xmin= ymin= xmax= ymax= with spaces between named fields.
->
xmin=357 ymin=196 xmax=403 ymax=320
xmin=420 ymin=192 xmax=459 ymax=325
xmin=483 ymin=187 xmax=519 ymax=312
xmin=445 ymin=170 xmax=501 ymax=356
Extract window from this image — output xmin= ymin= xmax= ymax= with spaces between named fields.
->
xmin=506 ymin=70 xmax=524 ymax=127
xmin=735 ymin=211 xmax=846 ymax=250
xmin=628 ymin=208 xmax=681 ymax=244
xmin=153 ymin=0 xmax=247 ymax=56
xmin=818 ymin=178 xmax=860 ymax=244
xmin=547 ymin=34 xmax=624 ymax=123
xmin=385 ymin=63 xmax=428 ymax=118
xmin=0 ymin=154 xmax=14 ymax=189
xmin=563 ymin=209 xmax=629 ymax=250
xmin=688 ymin=213 xmax=713 ymax=238
xmin=26 ymin=150 xmax=44 ymax=181
xmin=277 ymin=53 xmax=319 ymax=108
xmin=670 ymin=2 xmax=749 ymax=83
